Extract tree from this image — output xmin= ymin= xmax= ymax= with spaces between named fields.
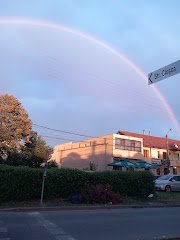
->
xmin=23 ymin=132 xmax=53 ymax=167
xmin=0 ymin=94 xmax=32 ymax=153
xmin=0 ymin=94 xmax=53 ymax=168
xmin=47 ymin=160 xmax=58 ymax=168
xmin=25 ymin=132 xmax=52 ymax=160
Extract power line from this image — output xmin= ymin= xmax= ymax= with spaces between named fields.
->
xmin=33 ymin=123 xmax=96 ymax=138
xmin=33 ymin=123 xmax=117 ymax=143
xmin=40 ymin=135 xmax=79 ymax=142
xmin=34 ymin=123 xmax=177 ymax=147
xmin=39 ymin=134 xmax=118 ymax=149
xmin=33 ymin=123 xmax=142 ymax=143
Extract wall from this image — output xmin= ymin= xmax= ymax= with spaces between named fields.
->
xmin=51 ymin=134 xmax=113 ymax=171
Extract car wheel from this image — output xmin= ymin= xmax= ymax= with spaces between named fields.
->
xmin=165 ymin=185 xmax=171 ymax=192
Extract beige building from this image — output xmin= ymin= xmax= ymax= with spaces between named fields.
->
xmin=52 ymin=130 xmax=180 ymax=175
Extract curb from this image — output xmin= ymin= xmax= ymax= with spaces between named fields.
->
xmin=1 ymin=204 xmax=180 ymax=212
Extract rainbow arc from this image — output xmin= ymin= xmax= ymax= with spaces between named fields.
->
xmin=0 ymin=17 xmax=179 ymax=134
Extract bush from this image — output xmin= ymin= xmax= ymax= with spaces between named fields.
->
xmin=86 ymin=171 xmax=155 ymax=198
xmin=0 ymin=165 xmax=155 ymax=202
xmin=83 ymin=183 xmax=122 ymax=204
xmin=43 ymin=168 xmax=87 ymax=199
xmin=0 ymin=165 xmax=42 ymax=202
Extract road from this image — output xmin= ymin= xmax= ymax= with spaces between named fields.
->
xmin=0 ymin=207 xmax=180 ymax=240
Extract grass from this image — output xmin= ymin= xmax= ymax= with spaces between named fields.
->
xmin=114 ymin=191 xmax=180 ymax=206
xmin=0 ymin=191 xmax=180 ymax=209
xmin=154 ymin=191 xmax=180 ymax=204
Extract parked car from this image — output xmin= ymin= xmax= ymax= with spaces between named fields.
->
xmin=154 ymin=175 xmax=161 ymax=180
xmin=155 ymin=175 xmax=180 ymax=192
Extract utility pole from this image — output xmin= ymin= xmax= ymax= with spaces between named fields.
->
xmin=40 ymin=149 xmax=49 ymax=205
xmin=104 ymin=138 xmax=107 ymax=170
xmin=166 ymin=128 xmax=172 ymax=174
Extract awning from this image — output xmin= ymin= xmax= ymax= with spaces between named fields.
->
xmin=135 ymin=160 xmax=157 ymax=169
xmin=108 ymin=159 xmax=137 ymax=168
xmin=108 ymin=159 xmax=158 ymax=169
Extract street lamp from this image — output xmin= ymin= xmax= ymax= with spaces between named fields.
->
xmin=166 ymin=128 xmax=172 ymax=174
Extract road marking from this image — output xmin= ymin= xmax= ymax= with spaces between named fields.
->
xmin=28 ymin=212 xmax=39 ymax=216
xmin=29 ymin=212 xmax=76 ymax=240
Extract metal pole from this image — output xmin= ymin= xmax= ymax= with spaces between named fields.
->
xmin=104 ymin=138 xmax=107 ymax=170
xmin=40 ymin=150 xmax=49 ymax=205
xmin=166 ymin=128 xmax=172 ymax=174
xmin=166 ymin=134 xmax=170 ymax=174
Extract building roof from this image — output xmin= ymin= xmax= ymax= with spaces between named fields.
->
xmin=117 ymin=130 xmax=180 ymax=151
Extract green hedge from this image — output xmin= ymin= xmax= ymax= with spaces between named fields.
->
xmin=0 ymin=165 xmax=42 ymax=201
xmin=43 ymin=168 xmax=87 ymax=199
xmin=0 ymin=165 xmax=155 ymax=202
xmin=86 ymin=171 xmax=155 ymax=198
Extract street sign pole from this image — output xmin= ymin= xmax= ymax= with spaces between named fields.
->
xmin=148 ymin=60 xmax=180 ymax=85
xmin=40 ymin=150 xmax=49 ymax=205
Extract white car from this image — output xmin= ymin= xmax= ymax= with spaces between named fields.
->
xmin=155 ymin=175 xmax=180 ymax=192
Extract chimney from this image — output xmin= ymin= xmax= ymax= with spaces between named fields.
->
xmin=149 ymin=131 xmax=151 ymax=136
xmin=143 ymin=130 xmax=145 ymax=135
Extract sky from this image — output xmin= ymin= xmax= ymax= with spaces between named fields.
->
xmin=0 ymin=0 xmax=180 ymax=147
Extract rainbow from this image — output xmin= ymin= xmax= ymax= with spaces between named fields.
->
xmin=0 ymin=17 xmax=179 ymax=134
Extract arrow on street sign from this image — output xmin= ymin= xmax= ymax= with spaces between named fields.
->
xmin=148 ymin=60 xmax=180 ymax=85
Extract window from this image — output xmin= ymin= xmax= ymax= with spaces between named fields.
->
xmin=115 ymin=138 xmax=125 ymax=149
xmin=115 ymin=138 xmax=141 ymax=152
xmin=158 ymin=151 xmax=161 ymax=159
xmin=121 ymin=139 xmax=125 ymax=146
xmin=173 ymin=167 xmax=177 ymax=175
xmin=144 ymin=150 xmax=149 ymax=158
xmin=172 ymin=176 xmax=179 ymax=181
xmin=135 ymin=141 xmax=141 ymax=152
xmin=131 ymin=140 xmax=135 ymax=148
xmin=157 ymin=151 xmax=167 ymax=159
xmin=174 ymin=153 xmax=179 ymax=161
xmin=163 ymin=152 xmax=167 ymax=159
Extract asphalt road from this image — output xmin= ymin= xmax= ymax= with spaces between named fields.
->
xmin=0 ymin=207 xmax=180 ymax=240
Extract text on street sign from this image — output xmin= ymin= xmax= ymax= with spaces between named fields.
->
xmin=148 ymin=60 xmax=180 ymax=85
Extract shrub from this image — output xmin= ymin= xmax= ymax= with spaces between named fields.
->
xmin=0 ymin=165 xmax=155 ymax=202
xmin=0 ymin=165 xmax=42 ymax=202
xmin=83 ymin=183 xmax=122 ymax=204
xmin=44 ymin=168 xmax=87 ymax=199
xmin=86 ymin=171 xmax=155 ymax=198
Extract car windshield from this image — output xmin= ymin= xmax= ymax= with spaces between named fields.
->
xmin=157 ymin=175 xmax=171 ymax=180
